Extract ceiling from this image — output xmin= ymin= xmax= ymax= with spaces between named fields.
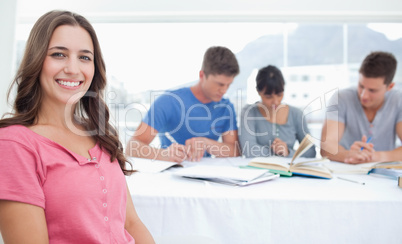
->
xmin=16 ymin=0 xmax=402 ymax=23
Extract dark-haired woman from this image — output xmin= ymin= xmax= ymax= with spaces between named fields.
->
xmin=239 ymin=65 xmax=316 ymax=158
xmin=0 ymin=10 xmax=154 ymax=243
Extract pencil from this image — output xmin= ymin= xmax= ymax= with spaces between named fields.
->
xmin=337 ymin=176 xmax=365 ymax=185
xmin=165 ymin=132 xmax=178 ymax=144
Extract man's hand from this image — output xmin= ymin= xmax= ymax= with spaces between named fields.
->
xmin=161 ymin=143 xmax=188 ymax=163
xmin=344 ymin=136 xmax=375 ymax=164
xmin=271 ymin=138 xmax=289 ymax=157
xmin=185 ymin=137 xmax=207 ymax=162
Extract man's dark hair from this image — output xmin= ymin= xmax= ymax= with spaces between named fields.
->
xmin=359 ymin=51 xmax=397 ymax=85
xmin=201 ymin=46 xmax=240 ymax=77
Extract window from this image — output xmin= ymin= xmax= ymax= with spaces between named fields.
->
xmin=14 ymin=22 xmax=402 ymax=144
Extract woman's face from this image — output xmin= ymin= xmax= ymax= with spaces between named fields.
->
xmin=40 ymin=25 xmax=95 ymax=106
xmin=259 ymin=90 xmax=284 ymax=110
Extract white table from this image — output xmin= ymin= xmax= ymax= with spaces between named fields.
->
xmin=126 ymin=157 xmax=402 ymax=244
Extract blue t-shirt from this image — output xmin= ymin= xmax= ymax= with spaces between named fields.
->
xmin=143 ymin=87 xmax=238 ymax=148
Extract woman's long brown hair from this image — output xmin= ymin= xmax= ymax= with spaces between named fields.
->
xmin=0 ymin=10 xmax=133 ymax=175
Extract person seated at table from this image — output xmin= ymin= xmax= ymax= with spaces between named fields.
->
xmin=321 ymin=51 xmax=402 ymax=164
xmin=126 ymin=46 xmax=240 ymax=163
xmin=0 ymin=10 xmax=154 ymax=244
xmin=239 ymin=65 xmax=316 ymax=158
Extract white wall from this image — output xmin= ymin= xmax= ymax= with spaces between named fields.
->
xmin=1 ymin=0 xmax=402 ymax=114
xmin=16 ymin=0 xmax=402 ymax=23
xmin=0 ymin=1 xmax=17 ymax=116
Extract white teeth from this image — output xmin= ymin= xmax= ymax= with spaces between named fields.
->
xmin=57 ymin=80 xmax=80 ymax=87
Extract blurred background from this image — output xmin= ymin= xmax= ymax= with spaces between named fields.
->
xmin=1 ymin=0 xmax=402 ymax=148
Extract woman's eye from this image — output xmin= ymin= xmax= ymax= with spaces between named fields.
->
xmin=50 ymin=52 xmax=65 ymax=58
xmin=80 ymin=56 xmax=92 ymax=61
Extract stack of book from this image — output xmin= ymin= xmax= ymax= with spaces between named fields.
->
xmin=367 ymin=161 xmax=402 ymax=187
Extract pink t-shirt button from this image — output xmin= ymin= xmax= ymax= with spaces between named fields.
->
xmin=103 ymin=189 xmax=107 ymax=194
xmin=100 ymin=176 xmax=104 ymax=180
xmin=104 ymin=216 xmax=108 ymax=221
xmin=103 ymin=203 xmax=107 ymax=207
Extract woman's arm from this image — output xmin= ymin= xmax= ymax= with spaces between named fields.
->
xmin=124 ymin=185 xmax=155 ymax=244
xmin=0 ymin=200 xmax=49 ymax=244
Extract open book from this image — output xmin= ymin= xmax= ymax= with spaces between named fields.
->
xmin=248 ymin=134 xmax=332 ymax=179
xmin=323 ymin=161 xmax=378 ymax=174
xmin=371 ymin=161 xmax=402 ymax=169
xmin=174 ymin=165 xmax=279 ymax=186
xmin=324 ymin=161 xmax=402 ymax=175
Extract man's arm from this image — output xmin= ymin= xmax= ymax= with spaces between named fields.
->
xmin=372 ymin=121 xmax=402 ymax=162
xmin=0 ymin=200 xmax=49 ymax=244
xmin=125 ymin=122 xmax=187 ymax=163
xmin=321 ymin=119 xmax=347 ymax=162
xmin=321 ymin=119 xmax=374 ymax=163
xmin=214 ymin=129 xmax=240 ymax=157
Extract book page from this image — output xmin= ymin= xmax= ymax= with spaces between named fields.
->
xmin=292 ymin=157 xmax=330 ymax=166
xmin=324 ymin=161 xmax=377 ymax=174
xmin=290 ymin=134 xmax=314 ymax=165
xmin=373 ymin=161 xmax=402 ymax=169
xmin=249 ymin=156 xmax=291 ymax=171
xmin=129 ymin=157 xmax=181 ymax=173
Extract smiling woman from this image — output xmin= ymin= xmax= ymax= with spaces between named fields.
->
xmin=40 ymin=25 xmax=94 ymax=106
xmin=0 ymin=10 xmax=154 ymax=244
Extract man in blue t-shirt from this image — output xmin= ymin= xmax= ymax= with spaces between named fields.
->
xmin=321 ymin=51 xmax=402 ymax=164
xmin=126 ymin=46 xmax=240 ymax=162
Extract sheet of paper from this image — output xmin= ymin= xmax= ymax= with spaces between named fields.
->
xmin=129 ymin=157 xmax=181 ymax=173
xmin=174 ymin=165 xmax=270 ymax=182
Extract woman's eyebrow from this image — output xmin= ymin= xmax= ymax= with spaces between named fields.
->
xmin=48 ymin=46 xmax=93 ymax=56
xmin=80 ymin=49 xmax=94 ymax=56
xmin=48 ymin=46 xmax=68 ymax=51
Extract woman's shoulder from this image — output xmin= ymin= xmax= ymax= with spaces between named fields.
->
xmin=0 ymin=125 xmax=37 ymax=145
xmin=241 ymin=103 xmax=260 ymax=114
xmin=286 ymin=105 xmax=306 ymax=124
xmin=287 ymin=104 xmax=303 ymax=115
xmin=0 ymin=124 xmax=30 ymax=138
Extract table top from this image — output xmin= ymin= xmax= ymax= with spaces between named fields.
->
xmin=126 ymin=157 xmax=402 ymax=244
xmin=127 ymin=157 xmax=401 ymax=201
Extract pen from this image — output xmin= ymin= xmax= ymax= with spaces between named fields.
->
xmin=165 ymin=132 xmax=178 ymax=144
xmin=272 ymin=123 xmax=279 ymax=138
xmin=337 ymin=176 xmax=365 ymax=185
xmin=360 ymin=136 xmax=372 ymax=151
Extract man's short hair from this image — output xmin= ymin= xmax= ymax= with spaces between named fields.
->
xmin=201 ymin=46 xmax=240 ymax=77
xmin=359 ymin=51 xmax=397 ymax=85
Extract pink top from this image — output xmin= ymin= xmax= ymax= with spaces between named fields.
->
xmin=0 ymin=125 xmax=135 ymax=244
